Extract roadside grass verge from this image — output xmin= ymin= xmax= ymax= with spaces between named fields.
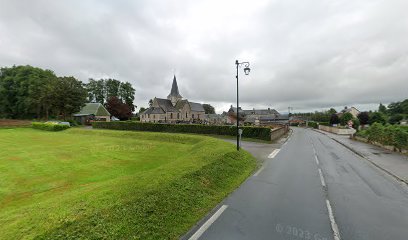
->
xmin=0 ymin=128 xmax=256 ymax=239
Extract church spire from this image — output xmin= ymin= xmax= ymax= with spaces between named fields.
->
xmin=167 ymin=75 xmax=182 ymax=105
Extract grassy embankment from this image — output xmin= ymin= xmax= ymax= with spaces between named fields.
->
xmin=0 ymin=128 xmax=256 ymax=239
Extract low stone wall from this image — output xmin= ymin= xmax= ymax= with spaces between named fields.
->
xmin=318 ymin=125 xmax=356 ymax=135
xmin=270 ymin=126 xmax=289 ymax=141
xmin=354 ymin=136 xmax=408 ymax=154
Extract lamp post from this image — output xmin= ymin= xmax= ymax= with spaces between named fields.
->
xmin=235 ymin=60 xmax=251 ymax=151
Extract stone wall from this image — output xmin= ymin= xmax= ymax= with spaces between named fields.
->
xmin=318 ymin=125 xmax=356 ymax=135
xmin=270 ymin=125 xmax=289 ymax=141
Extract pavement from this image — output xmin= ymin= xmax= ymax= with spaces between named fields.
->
xmin=314 ymin=129 xmax=408 ymax=184
xmin=182 ymin=127 xmax=408 ymax=240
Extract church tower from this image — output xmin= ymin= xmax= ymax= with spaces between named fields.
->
xmin=167 ymin=75 xmax=183 ymax=106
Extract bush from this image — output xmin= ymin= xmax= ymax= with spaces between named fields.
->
xmin=308 ymin=121 xmax=318 ymax=129
xmin=32 ymin=122 xmax=70 ymax=131
xmin=363 ymin=123 xmax=408 ymax=150
xmin=92 ymin=121 xmax=272 ymax=141
xmin=66 ymin=119 xmax=80 ymax=126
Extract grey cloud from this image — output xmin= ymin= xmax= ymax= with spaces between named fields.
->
xmin=0 ymin=0 xmax=406 ymax=113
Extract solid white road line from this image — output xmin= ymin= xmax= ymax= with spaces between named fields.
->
xmin=315 ymin=155 xmax=320 ymax=165
xmin=268 ymin=149 xmax=281 ymax=159
xmin=253 ymin=166 xmax=265 ymax=177
xmin=189 ymin=205 xmax=228 ymax=240
xmin=318 ymin=168 xmax=326 ymax=187
xmin=326 ymin=200 xmax=341 ymax=240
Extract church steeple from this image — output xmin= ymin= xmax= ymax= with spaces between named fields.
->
xmin=167 ymin=75 xmax=182 ymax=106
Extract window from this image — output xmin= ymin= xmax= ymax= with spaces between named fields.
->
xmin=192 ymin=114 xmax=195 ymax=119
xmin=186 ymin=112 xmax=188 ymax=118
xmin=170 ymin=113 xmax=173 ymax=119
xmin=177 ymin=113 xmax=179 ymax=119
xmin=197 ymin=114 xmax=200 ymax=119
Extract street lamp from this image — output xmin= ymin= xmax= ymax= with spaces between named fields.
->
xmin=235 ymin=60 xmax=251 ymax=151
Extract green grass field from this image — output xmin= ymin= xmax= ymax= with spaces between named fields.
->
xmin=0 ymin=128 xmax=257 ymax=239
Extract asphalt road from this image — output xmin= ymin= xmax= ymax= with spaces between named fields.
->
xmin=184 ymin=127 xmax=408 ymax=240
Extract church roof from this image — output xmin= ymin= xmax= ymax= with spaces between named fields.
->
xmin=143 ymin=107 xmax=165 ymax=114
xmin=189 ymin=102 xmax=205 ymax=112
xmin=175 ymin=99 xmax=188 ymax=110
xmin=156 ymin=98 xmax=178 ymax=112
xmin=167 ymin=75 xmax=182 ymax=99
xmin=175 ymin=99 xmax=204 ymax=112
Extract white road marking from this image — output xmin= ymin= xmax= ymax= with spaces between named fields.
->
xmin=315 ymin=155 xmax=319 ymax=165
xmin=253 ymin=166 xmax=265 ymax=176
xmin=268 ymin=149 xmax=281 ymax=158
xmin=318 ymin=168 xmax=326 ymax=187
xmin=189 ymin=205 xmax=228 ymax=240
xmin=326 ymin=200 xmax=341 ymax=240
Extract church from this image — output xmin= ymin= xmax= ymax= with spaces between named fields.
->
xmin=140 ymin=76 xmax=206 ymax=123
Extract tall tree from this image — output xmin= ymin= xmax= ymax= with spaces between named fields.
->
xmin=202 ymin=104 xmax=215 ymax=114
xmin=369 ymin=112 xmax=387 ymax=125
xmin=86 ymin=78 xmax=105 ymax=104
xmin=329 ymin=114 xmax=340 ymax=125
xmin=118 ymin=82 xmax=136 ymax=111
xmin=340 ymin=112 xmax=353 ymax=126
xmin=0 ymin=65 xmax=58 ymax=119
xmin=357 ymin=112 xmax=370 ymax=126
xmin=53 ymin=77 xmax=87 ymax=120
xmin=105 ymin=79 xmax=121 ymax=98
xmin=138 ymin=107 xmax=146 ymax=114
xmin=328 ymin=108 xmax=337 ymax=115
xmin=378 ymin=103 xmax=387 ymax=114
xmin=105 ymin=96 xmax=132 ymax=120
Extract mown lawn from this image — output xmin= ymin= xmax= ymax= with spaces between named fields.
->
xmin=0 ymin=128 xmax=256 ymax=239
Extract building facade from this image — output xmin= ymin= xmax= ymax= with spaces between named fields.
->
xmin=140 ymin=76 xmax=206 ymax=123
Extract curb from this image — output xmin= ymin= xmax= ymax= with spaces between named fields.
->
xmin=313 ymin=129 xmax=408 ymax=185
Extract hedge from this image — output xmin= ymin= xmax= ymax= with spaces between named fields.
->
xmin=92 ymin=121 xmax=272 ymax=141
xmin=362 ymin=123 xmax=408 ymax=151
xmin=308 ymin=121 xmax=318 ymax=129
xmin=32 ymin=122 xmax=70 ymax=131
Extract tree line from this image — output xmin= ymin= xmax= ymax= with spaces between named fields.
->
xmin=294 ymin=100 xmax=408 ymax=129
xmin=0 ymin=65 xmax=135 ymax=120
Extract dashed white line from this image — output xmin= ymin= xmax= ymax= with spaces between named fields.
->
xmin=315 ymin=155 xmax=319 ymax=165
xmin=268 ymin=149 xmax=280 ymax=159
xmin=188 ymin=205 xmax=228 ymax=240
xmin=253 ymin=166 xmax=265 ymax=177
xmin=326 ymin=200 xmax=341 ymax=240
xmin=318 ymin=168 xmax=326 ymax=187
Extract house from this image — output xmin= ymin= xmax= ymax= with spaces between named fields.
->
xmin=205 ymin=114 xmax=228 ymax=125
xmin=73 ymin=103 xmax=111 ymax=125
xmin=227 ymin=105 xmax=283 ymax=125
xmin=338 ymin=106 xmax=360 ymax=118
xmin=140 ymin=75 xmax=206 ymax=123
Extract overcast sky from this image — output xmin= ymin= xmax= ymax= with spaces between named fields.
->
xmin=0 ymin=0 xmax=407 ymax=113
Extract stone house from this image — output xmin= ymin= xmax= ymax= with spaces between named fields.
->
xmin=227 ymin=105 xmax=282 ymax=125
xmin=338 ymin=106 xmax=360 ymax=118
xmin=140 ymin=76 xmax=206 ymax=123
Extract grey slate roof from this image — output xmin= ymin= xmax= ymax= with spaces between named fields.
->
xmin=167 ymin=75 xmax=182 ymax=99
xmin=143 ymin=107 xmax=165 ymax=115
xmin=243 ymin=109 xmax=280 ymax=115
xmin=189 ymin=102 xmax=205 ymax=112
xmin=175 ymin=99 xmax=188 ymax=110
xmin=156 ymin=98 xmax=178 ymax=112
